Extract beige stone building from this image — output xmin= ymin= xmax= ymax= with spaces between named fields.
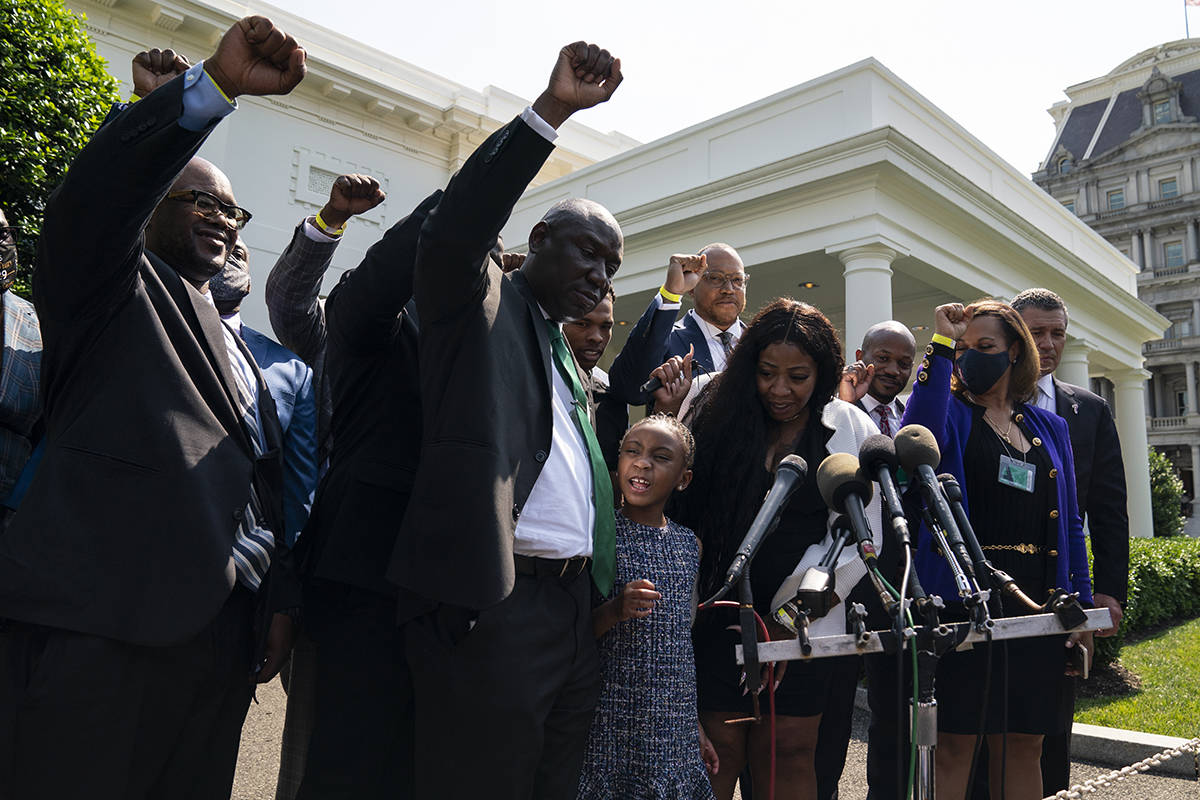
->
xmin=1034 ymin=40 xmax=1200 ymax=533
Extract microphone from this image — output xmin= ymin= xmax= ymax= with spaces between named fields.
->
xmin=894 ymin=425 xmax=976 ymax=585
xmin=858 ymin=434 xmax=911 ymax=547
xmin=718 ymin=454 xmax=808 ymax=591
xmin=815 ymin=453 xmax=876 ymax=557
xmin=639 ymin=361 xmax=708 ymax=394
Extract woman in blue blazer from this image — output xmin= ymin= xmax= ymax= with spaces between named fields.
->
xmin=901 ymin=300 xmax=1092 ymax=800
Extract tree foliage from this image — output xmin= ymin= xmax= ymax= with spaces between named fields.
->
xmin=1148 ymin=447 xmax=1185 ymax=538
xmin=0 ymin=0 xmax=119 ymax=297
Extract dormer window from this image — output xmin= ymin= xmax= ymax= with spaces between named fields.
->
xmin=1154 ymin=100 xmax=1172 ymax=124
xmin=1138 ymin=67 xmax=1190 ymax=128
xmin=1057 ymin=157 xmax=1071 ymax=175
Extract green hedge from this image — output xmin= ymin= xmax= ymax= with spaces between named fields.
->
xmin=1093 ymin=536 xmax=1200 ymax=665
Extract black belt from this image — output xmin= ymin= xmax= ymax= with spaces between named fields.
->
xmin=514 ymin=554 xmax=590 ymax=581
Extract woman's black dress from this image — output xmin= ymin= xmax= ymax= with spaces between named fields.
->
xmin=693 ymin=422 xmax=856 ymax=718
xmin=935 ymin=404 xmax=1069 ymax=735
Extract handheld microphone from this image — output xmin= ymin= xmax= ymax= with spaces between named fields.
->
xmin=718 ymin=454 xmax=808 ymax=591
xmin=815 ymin=453 xmax=876 ymax=557
xmin=893 ymin=425 xmax=976 ymax=581
xmin=639 ymin=361 xmax=707 ymax=395
xmin=858 ymin=434 xmax=911 ymax=547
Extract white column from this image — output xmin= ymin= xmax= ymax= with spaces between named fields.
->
xmin=1057 ymin=340 xmax=1091 ymax=389
xmin=1191 ymin=298 xmax=1200 ymax=335
xmin=1189 ymin=220 xmax=1199 ymax=264
xmin=1145 ymin=229 xmax=1156 ymax=271
xmin=1112 ymin=369 xmax=1154 ymax=538
xmin=1189 ymin=361 xmax=1199 ymax=415
xmin=830 ymin=238 xmax=907 ymax=362
xmin=1131 ymin=232 xmax=1143 ymax=268
xmin=1153 ymin=371 xmax=1165 ymax=417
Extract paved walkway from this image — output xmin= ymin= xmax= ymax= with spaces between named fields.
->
xmin=236 ymin=677 xmax=1197 ymax=799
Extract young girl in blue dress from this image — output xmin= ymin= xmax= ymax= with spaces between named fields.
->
xmin=577 ymin=414 xmax=718 ymax=800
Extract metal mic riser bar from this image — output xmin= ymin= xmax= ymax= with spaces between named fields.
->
xmin=735 ymin=607 xmax=1113 ymax=663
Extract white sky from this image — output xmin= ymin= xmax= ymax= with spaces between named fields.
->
xmin=281 ymin=0 xmax=1200 ymax=175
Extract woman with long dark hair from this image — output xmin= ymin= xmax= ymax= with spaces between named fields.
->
xmin=664 ymin=298 xmax=881 ymax=800
xmin=901 ymin=300 xmax=1092 ymax=800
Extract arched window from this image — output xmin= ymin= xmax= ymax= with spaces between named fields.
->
xmin=1058 ymin=157 xmax=1071 ymax=175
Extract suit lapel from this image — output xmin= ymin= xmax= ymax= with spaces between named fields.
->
xmin=509 ymin=271 xmax=554 ymax=396
xmin=231 ymin=326 xmax=283 ymax=455
xmin=681 ymin=313 xmax=715 ymax=371
xmin=1054 ymin=378 xmax=1079 ymax=419
xmin=148 ymin=254 xmax=250 ymax=453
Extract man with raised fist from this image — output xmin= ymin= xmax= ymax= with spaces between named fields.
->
xmin=0 ymin=16 xmax=306 ymax=800
xmin=392 ymin=42 xmax=623 ymax=800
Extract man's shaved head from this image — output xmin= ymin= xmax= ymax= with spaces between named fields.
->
xmin=691 ymin=242 xmax=746 ymax=329
xmin=857 ymin=320 xmax=917 ymax=404
xmin=146 ymin=156 xmax=239 ymax=290
xmin=541 ymin=197 xmax=620 ymax=231
xmin=861 ymin=320 xmax=915 ymax=352
xmin=523 ymin=196 xmax=623 ymax=321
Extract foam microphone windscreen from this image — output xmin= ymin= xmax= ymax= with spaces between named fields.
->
xmin=859 ymin=434 xmax=899 ymax=472
xmin=894 ymin=424 xmax=941 ymax=472
xmin=816 ymin=453 xmax=873 ymax=513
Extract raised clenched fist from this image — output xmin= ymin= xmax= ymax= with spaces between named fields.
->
xmin=531 ymin=42 xmax=623 ymax=129
xmin=318 ymin=174 xmax=386 ymax=230
xmin=132 ymin=48 xmax=191 ymax=98
xmin=664 ymin=253 xmax=705 ymax=295
xmin=934 ymin=303 xmax=968 ymax=340
xmin=205 ymin=16 xmax=306 ymax=99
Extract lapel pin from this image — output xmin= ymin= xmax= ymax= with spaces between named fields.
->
xmin=1071 ymin=403 xmax=1079 ymax=415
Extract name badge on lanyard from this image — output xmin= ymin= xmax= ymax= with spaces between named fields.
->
xmin=998 ymin=453 xmax=1035 ymax=493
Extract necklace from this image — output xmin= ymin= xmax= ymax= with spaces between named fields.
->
xmin=983 ymin=409 xmax=1014 ymax=445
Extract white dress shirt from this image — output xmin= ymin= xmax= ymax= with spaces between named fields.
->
xmin=861 ymin=393 xmax=903 ymax=436
xmin=689 ymin=309 xmax=745 ymax=372
xmin=1035 ymin=373 xmax=1057 ymax=414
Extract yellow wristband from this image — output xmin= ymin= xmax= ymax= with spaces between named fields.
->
xmin=314 ymin=211 xmax=347 ymax=237
xmin=203 ymin=68 xmax=234 ymax=105
xmin=128 ymin=93 xmax=141 ymax=103
xmin=659 ymin=286 xmax=682 ymax=303
xmin=931 ymin=333 xmax=955 ymax=348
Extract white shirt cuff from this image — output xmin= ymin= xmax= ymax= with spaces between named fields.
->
xmin=656 ymin=292 xmax=682 ymax=311
xmin=520 ymin=106 xmax=558 ymax=143
xmin=303 ymin=217 xmax=341 ymax=243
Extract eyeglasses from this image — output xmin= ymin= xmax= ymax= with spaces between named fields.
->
xmin=0 ymin=226 xmax=19 ymax=245
xmin=165 ymin=190 xmax=253 ymax=230
xmin=701 ymin=271 xmax=748 ymax=291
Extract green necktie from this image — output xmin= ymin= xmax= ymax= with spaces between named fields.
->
xmin=546 ymin=320 xmax=616 ymax=594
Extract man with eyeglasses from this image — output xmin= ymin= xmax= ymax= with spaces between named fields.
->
xmin=607 ymin=243 xmax=748 ymax=414
xmin=0 ymin=209 xmax=42 ymax=526
xmin=0 ymin=17 xmax=307 ymax=800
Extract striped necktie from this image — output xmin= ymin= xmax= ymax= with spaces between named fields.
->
xmin=223 ymin=324 xmax=275 ymax=592
xmin=717 ymin=330 xmax=735 ymax=361
xmin=874 ymin=404 xmax=893 ymax=438
xmin=546 ymin=320 xmax=615 ymax=593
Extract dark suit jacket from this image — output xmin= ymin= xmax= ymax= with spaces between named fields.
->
xmin=242 ymin=325 xmax=318 ymax=548
xmin=0 ymin=75 xmax=297 ymax=648
xmin=390 ymin=116 xmax=562 ymax=611
xmin=1055 ymin=378 xmax=1129 ymax=604
xmin=606 ymin=294 xmax=689 ymax=407
xmin=298 ymin=191 xmax=441 ymax=600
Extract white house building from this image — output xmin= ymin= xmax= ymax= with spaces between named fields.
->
xmin=505 ymin=59 xmax=1166 ymax=540
xmin=70 ymin=0 xmax=1165 ymax=538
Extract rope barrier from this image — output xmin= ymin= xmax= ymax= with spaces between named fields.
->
xmin=1045 ymin=736 xmax=1200 ymax=799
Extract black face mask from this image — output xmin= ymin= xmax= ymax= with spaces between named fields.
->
xmin=0 ymin=242 xmax=16 ymax=293
xmin=955 ymin=348 xmax=1012 ymax=395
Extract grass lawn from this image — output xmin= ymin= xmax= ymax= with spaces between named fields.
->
xmin=1075 ymin=616 xmax=1200 ymax=738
